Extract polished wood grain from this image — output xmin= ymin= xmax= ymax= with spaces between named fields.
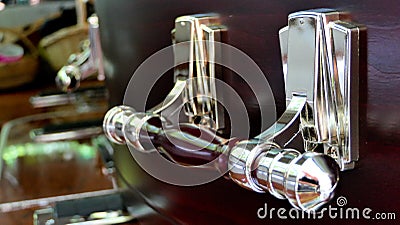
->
xmin=0 ymin=107 xmax=114 ymax=224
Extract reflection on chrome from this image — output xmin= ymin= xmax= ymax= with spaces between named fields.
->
xmin=102 ymin=9 xmax=364 ymax=212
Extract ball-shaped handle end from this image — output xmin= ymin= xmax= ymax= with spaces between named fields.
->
xmin=285 ymin=152 xmax=339 ymax=211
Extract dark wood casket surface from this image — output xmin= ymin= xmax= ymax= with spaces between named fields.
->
xmin=95 ymin=0 xmax=400 ymax=224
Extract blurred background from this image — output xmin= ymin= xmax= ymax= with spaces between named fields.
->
xmin=0 ymin=1 xmax=117 ymax=224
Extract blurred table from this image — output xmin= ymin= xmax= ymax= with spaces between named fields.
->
xmin=0 ymin=139 xmax=119 ymax=224
xmin=0 ymin=82 xmax=139 ymax=224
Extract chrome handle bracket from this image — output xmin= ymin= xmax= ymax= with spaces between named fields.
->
xmin=279 ymin=9 xmax=364 ymax=170
xmin=170 ymin=14 xmax=226 ymax=131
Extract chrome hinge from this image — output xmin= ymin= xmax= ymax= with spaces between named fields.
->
xmin=279 ymin=9 xmax=364 ymax=170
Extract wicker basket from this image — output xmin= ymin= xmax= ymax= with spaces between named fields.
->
xmin=38 ymin=25 xmax=88 ymax=71
xmin=0 ymin=28 xmax=39 ymax=90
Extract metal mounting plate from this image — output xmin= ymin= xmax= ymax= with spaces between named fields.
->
xmin=279 ymin=9 xmax=363 ymax=170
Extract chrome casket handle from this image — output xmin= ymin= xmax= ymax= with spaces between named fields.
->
xmin=103 ymin=9 xmax=364 ymax=211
